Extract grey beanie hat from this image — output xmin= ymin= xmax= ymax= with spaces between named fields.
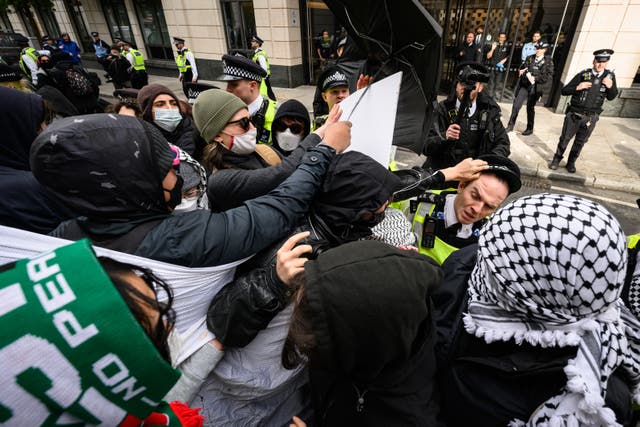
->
xmin=192 ymin=89 xmax=246 ymax=143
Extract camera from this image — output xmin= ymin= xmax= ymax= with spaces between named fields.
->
xmin=456 ymin=63 xmax=490 ymax=91
xmin=295 ymin=235 xmax=331 ymax=260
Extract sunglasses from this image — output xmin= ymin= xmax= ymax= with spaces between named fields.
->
xmin=227 ymin=117 xmax=252 ymax=132
xmin=273 ymin=122 xmax=304 ymax=134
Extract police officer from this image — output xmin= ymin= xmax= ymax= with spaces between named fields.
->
xmin=313 ymin=66 xmax=350 ymax=130
xmin=122 ymin=41 xmax=148 ymax=89
xmin=173 ymin=37 xmax=198 ymax=98
xmin=410 ymin=154 xmax=521 ymax=265
xmin=251 ymin=35 xmax=276 ymax=101
xmin=91 ymin=32 xmax=111 ymax=80
xmin=423 ymin=62 xmax=510 ymax=173
xmin=218 ymin=54 xmax=276 ymax=145
xmin=485 ymin=32 xmax=511 ymax=99
xmin=506 ymin=41 xmax=554 ymax=135
xmin=549 ymin=49 xmax=618 ymax=173
xmin=19 ymin=45 xmax=38 ymax=86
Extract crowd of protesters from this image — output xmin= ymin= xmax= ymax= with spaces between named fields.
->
xmin=0 ymin=27 xmax=638 ymax=427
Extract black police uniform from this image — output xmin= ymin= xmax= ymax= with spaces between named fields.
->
xmin=507 ymin=43 xmax=554 ymax=134
xmin=549 ymin=49 xmax=618 ymax=172
xmin=486 ymin=40 xmax=511 ymax=98
xmin=423 ymin=64 xmax=510 ymax=173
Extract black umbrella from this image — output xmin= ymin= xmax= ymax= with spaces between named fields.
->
xmin=323 ymin=0 xmax=443 ymax=154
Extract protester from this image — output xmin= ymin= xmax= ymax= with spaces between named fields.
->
xmin=106 ymin=45 xmax=133 ymax=89
xmin=106 ymin=100 xmax=141 ymax=117
xmin=58 ymin=32 xmax=81 ymax=63
xmin=434 ymin=193 xmax=637 ymax=426
xmin=278 ymin=239 xmax=442 ymax=426
xmin=0 ymin=239 xmax=204 ymax=426
xmin=0 ymin=86 xmax=75 ymax=233
xmin=30 ymin=113 xmax=351 ymax=267
xmin=271 ymin=99 xmax=311 ymax=156
xmin=194 ymin=89 xmax=341 ymax=211
xmin=138 ymin=84 xmax=196 ymax=155
xmin=199 ymin=151 xmax=402 ymax=425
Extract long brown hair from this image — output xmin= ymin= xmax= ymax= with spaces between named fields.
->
xmin=202 ymin=141 xmax=226 ymax=172
xmin=282 ymin=282 xmax=316 ymax=370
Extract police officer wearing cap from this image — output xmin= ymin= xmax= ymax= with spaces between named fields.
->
xmin=424 ymin=62 xmax=510 ymax=173
xmin=549 ymin=49 xmax=618 ymax=173
xmin=173 ymin=37 xmax=198 ymax=98
xmin=313 ymin=66 xmax=350 ymax=130
xmin=19 ymin=45 xmax=38 ymax=86
xmin=91 ymin=32 xmax=111 ymax=79
xmin=410 ymin=154 xmax=521 ymax=265
xmin=250 ymin=35 xmax=276 ymax=101
xmin=219 ymin=54 xmax=276 ymax=145
xmin=506 ymin=41 xmax=554 ymax=135
xmin=122 ymin=40 xmax=148 ymax=89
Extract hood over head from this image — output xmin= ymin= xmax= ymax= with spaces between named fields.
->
xmin=30 ymin=114 xmax=176 ymax=223
xmin=0 ymin=86 xmax=44 ymax=170
xmin=137 ymin=83 xmax=183 ymax=123
xmin=304 ymin=240 xmax=441 ymax=381
xmin=311 ymin=151 xmax=400 ymax=242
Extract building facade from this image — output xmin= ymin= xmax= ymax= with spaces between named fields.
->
xmin=2 ymin=0 xmax=639 ymax=116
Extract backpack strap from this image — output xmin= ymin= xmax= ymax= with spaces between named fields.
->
xmin=254 ymin=144 xmax=282 ymax=166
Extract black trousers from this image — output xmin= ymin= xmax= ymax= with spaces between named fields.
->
xmin=181 ymin=69 xmax=193 ymax=98
xmin=508 ymin=86 xmax=540 ymax=130
xmin=487 ymin=69 xmax=505 ymax=99
xmin=553 ymin=111 xmax=599 ymax=162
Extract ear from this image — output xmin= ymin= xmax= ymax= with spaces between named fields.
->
xmin=457 ymin=180 xmax=467 ymax=193
xmin=477 ymin=83 xmax=484 ymax=93
xmin=321 ymin=92 xmax=327 ymax=102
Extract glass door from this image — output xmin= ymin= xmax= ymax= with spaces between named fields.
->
xmin=134 ymin=0 xmax=173 ymax=60
xmin=304 ymin=1 xmax=340 ymax=85
xmin=102 ymin=0 xmax=135 ymax=45
xmin=220 ymin=0 xmax=256 ymax=54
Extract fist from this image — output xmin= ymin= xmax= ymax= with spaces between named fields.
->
xmin=445 ymin=124 xmax=461 ymax=140
xmin=322 ymin=121 xmax=352 ymax=153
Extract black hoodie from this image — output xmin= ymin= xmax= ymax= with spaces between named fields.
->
xmin=305 ymin=240 xmax=442 ymax=426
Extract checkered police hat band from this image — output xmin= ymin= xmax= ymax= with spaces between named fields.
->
xmin=323 ymin=71 xmax=348 ymax=89
xmin=223 ymin=61 xmax=263 ymax=82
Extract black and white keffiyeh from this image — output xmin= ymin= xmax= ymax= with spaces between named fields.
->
xmin=463 ymin=193 xmax=640 ymax=426
xmin=175 ymin=145 xmax=209 ymax=210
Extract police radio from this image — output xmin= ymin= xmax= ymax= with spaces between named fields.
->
xmin=421 ymin=217 xmax=437 ymax=248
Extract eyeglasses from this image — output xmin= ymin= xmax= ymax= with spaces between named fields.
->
xmin=273 ymin=121 xmax=304 ymax=134
xmin=227 ymin=117 xmax=252 ymax=132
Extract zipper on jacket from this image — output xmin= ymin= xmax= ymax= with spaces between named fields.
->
xmin=352 ymin=383 xmax=368 ymax=413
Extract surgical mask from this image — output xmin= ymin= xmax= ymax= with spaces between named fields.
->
xmin=154 ymin=108 xmax=182 ymax=132
xmin=225 ymin=127 xmax=257 ymax=155
xmin=173 ymin=195 xmax=198 ymax=214
xmin=275 ymin=129 xmax=302 ymax=152
xmin=163 ymin=175 xmax=183 ymax=210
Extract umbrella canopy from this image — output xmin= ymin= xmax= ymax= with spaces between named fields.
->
xmin=323 ymin=0 xmax=443 ymax=154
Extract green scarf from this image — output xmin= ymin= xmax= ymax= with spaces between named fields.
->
xmin=0 ymin=239 xmax=182 ymax=425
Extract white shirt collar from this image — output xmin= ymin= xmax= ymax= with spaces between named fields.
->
xmin=592 ymin=68 xmax=603 ymax=78
xmin=247 ymin=94 xmax=264 ymax=116
xmin=455 ymin=98 xmax=477 ymax=117
xmin=444 ymin=194 xmax=474 ymax=239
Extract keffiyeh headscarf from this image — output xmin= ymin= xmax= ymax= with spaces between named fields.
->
xmin=463 ymin=193 xmax=640 ymax=426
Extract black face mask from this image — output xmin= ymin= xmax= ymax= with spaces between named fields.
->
xmin=163 ymin=175 xmax=183 ymax=210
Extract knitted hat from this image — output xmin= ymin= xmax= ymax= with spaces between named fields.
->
xmin=192 ymin=89 xmax=246 ymax=143
xmin=273 ymin=99 xmax=311 ymax=137
xmin=137 ymin=84 xmax=181 ymax=122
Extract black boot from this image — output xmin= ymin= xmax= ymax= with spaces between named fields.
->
xmin=566 ymin=151 xmax=580 ymax=173
xmin=548 ymin=156 xmax=561 ymax=170
xmin=566 ymin=161 xmax=576 ymax=173
xmin=506 ymin=123 xmax=514 ymax=132
xmin=522 ymin=128 xmax=533 ymax=136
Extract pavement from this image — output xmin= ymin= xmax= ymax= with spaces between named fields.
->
xmin=92 ymin=68 xmax=640 ymax=195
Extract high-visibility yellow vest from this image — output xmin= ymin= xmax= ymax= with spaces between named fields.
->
xmin=127 ymin=49 xmax=146 ymax=71
xmin=175 ymin=48 xmax=192 ymax=73
xmin=19 ymin=47 xmax=37 ymax=77
xmin=252 ymin=49 xmax=270 ymax=75
xmin=411 ymin=189 xmax=460 ymax=265
xmin=629 ymin=233 xmax=640 ymax=250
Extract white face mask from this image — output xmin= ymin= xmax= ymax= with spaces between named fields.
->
xmin=154 ymin=108 xmax=182 ymax=132
xmin=173 ymin=195 xmax=199 ymax=214
xmin=224 ymin=127 xmax=257 ymax=155
xmin=275 ymin=128 xmax=302 ymax=152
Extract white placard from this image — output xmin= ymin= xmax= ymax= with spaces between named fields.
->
xmin=338 ymin=71 xmax=402 ymax=166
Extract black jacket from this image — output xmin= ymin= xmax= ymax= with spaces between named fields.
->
xmin=517 ymin=54 xmax=554 ymax=97
xmin=31 ymin=114 xmax=336 ymax=267
xmin=423 ymin=92 xmax=510 ymax=171
xmin=305 ymin=241 xmax=442 ymax=427
xmin=434 ymin=245 xmax=635 ymax=427
xmin=207 ymin=134 xmax=322 ymax=212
